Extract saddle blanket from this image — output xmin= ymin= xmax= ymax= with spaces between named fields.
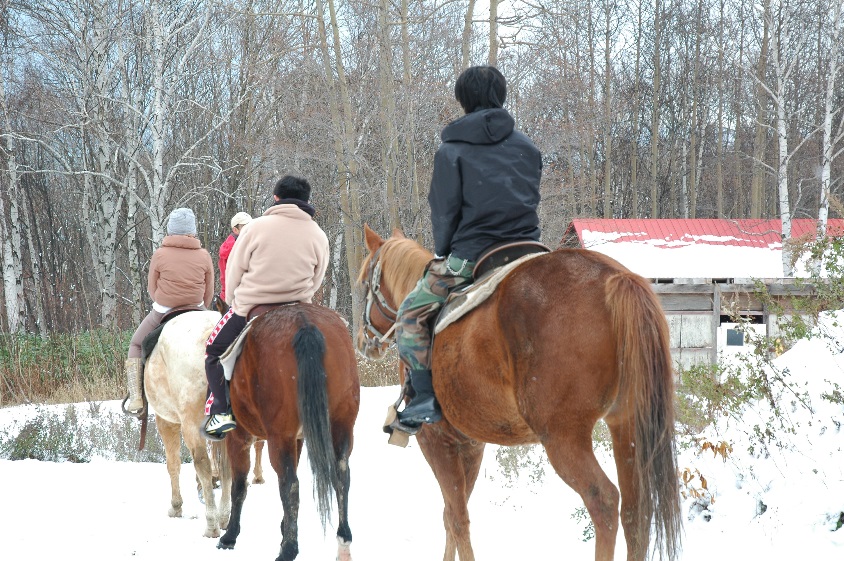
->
xmin=220 ymin=320 xmax=255 ymax=381
xmin=434 ymin=252 xmax=545 ymax=335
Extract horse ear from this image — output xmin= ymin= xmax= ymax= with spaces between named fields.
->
xmin=391 ymin=228 xmax=406 ymax=239
xmin=363 ymin=223 xmax=384 ymax=252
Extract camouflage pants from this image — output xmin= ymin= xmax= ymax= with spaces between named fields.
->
xmin=396 ymin=255 xmax=475 ymax=371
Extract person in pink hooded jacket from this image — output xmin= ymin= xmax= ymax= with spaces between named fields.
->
xmin=218 ymin=211 xmax=252 ymax=301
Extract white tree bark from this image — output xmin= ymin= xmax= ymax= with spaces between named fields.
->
xmin=0 ymin=44 xmax=24 ymax=333
xmin=817 ymin=1 xmax=843 ymax=239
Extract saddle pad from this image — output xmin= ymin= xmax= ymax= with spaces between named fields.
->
xmin=220 ymin=320 xmax=255 ymax=381
xmin=140 ymin=307 xmax=204 ymax=360
xmin=141 ymin=324 xmax=166 ymax=360
xmin=434 ymin=252 xmax=544 ymax=335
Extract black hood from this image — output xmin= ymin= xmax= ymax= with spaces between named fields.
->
xmin=440 ymin=108 xmax=515 ymax=145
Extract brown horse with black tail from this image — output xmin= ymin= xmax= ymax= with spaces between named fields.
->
xmin=217 ymin=302 xmax=360 ymax=561
xmin=357 ymin=225 xmax=682 ymax=561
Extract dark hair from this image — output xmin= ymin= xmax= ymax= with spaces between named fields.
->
xmin=273 ymin=175 xmax=311 ymax=202
xmin=454 ymin=66 xmax=507 ymax=114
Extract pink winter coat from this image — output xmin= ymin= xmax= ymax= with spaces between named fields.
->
xmin=148 ymin=235 xmax=214 ymax=309
xmin=218 ymin=233 xmax=237 ymax=300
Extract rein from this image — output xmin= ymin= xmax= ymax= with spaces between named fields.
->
xmin=361 ymin=247 xmax=399 ymax=351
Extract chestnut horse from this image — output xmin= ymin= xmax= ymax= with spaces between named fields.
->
xmin=357 ymin=225 xmax=682 ymax=561
xmin=143 ymin=310 xmax=232 ymax=537
xmin=217 ymin=302 xmax=360 ymax=561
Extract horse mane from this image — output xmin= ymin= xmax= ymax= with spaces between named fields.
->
xmin=360 ymin=236 xmax=432 ymax=300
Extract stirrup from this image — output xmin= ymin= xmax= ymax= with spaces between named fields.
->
xmin=121 ymin=394 xmax=145 ymax=418
xmin=382 ymin=390 xmax=417 ymax=448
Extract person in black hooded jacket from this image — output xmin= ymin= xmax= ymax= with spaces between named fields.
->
xmin=395 ymin=65 xmax=542 ymax=429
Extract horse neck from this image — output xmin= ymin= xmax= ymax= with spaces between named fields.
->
xmin=385 ymin=242 xmax=431 ymax=306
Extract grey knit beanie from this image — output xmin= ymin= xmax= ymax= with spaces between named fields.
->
xmin=167 ymin=207 xmax=197 ymax=236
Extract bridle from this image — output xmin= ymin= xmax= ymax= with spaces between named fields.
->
xmin=359 ymin=246 xmax=400 ymax=355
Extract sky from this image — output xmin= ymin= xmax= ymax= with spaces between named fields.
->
xmin=1 ymin=242 xmax=843 ymax=561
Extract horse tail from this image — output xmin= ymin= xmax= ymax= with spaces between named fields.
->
xmin=293 ymin=319 xmax=337 ymax=529
xmin=211 ymin=439 xmax=230 ymax=487
xmin=606 ymin=271 xmax=682 ymax=561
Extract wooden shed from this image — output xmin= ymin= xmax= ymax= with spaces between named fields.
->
xmin=562 ymin=219 xmax=841 ymax=370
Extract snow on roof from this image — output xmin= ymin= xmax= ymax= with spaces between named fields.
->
xmin=563 ymin=218 xmax=844 ymax=280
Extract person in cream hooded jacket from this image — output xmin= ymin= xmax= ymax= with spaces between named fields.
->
xmin=202 ymin=175 xmax=330 ymax=438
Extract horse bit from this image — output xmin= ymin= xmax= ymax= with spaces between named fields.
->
xmin=360 ymin=247 xmax=399 ymax=355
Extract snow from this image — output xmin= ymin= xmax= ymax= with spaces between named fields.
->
xmin=578 ymin=228 xmax=801 ymax=279
xmin=1 ymin=332 xmax=843 ymax=561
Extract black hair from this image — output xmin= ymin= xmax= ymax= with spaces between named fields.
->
xmin=273 ymin=175 xmax=311 ymax=202
xmin=454 ymin=66 xmax=507 ymax=114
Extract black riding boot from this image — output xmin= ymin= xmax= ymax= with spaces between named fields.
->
xmin=398 ymin=369 xmax=442 ymax=427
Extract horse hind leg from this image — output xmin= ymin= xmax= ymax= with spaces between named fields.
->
xmin=263 ymin=437 xmax=301 ymax=561
xmin=155 ymin=417 xmax=184 ymax=519
xmin=331 ymin=427 xmax=355 ymax=561
xmin=218 ymin=429 xmax=255 ymax=550
xmin=542 ymin=426 xmax=620 ymax=561
xmin=253 ymin=440 xmax=266 ymax=484
xmin=606 ymin=418 xmax=648 ymax=561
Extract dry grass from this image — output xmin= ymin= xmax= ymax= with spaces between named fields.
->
xmin=0 ymin=330 xmax=399 ymax=408
xmin=0 ymin=330 xmax=129 ymax=408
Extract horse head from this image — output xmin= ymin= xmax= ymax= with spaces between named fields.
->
xmin=356 ymin=224 xmax=430 ymax=360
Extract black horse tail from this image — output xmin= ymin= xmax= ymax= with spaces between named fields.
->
xmin=293 ymin=320 xmax=337 ymax=529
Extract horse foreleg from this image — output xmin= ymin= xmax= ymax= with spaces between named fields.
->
xmin=269 ymin=438 xmax=301 ymax=561
xmin=542 ymin=427 xmax=620 ymax=561
xmin=418 ymin=428 xmax=484 ymax=561
xmin=183 ymin=426 xmax=220 ymax=538
xmin=155 ymin=417 xmax=184 ymax=519
xmin=218 ymin=430 xmax=253 ymax=551
xmin=253 ymin=440 xmax=266 ymax=484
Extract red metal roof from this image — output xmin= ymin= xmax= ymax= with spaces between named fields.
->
xmin=565 ymin=219 xmax=844 ymax=249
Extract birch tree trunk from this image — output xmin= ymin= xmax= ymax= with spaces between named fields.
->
xmin=630 ymin=0 xmax=644 ymax=218
xmin=751 ymin=4 xmax=770 ymax=219
xmin=316 ymin=0 xmax=364 ymax=327
xmin=377 ymin=0 xmax=401 ymax=229
xmin=0 ymin=80 xmax=23 ymax=333
xmin=462 ymin=0 xmax=476 ymax=69
xmin=601 ymin=0 xmax=613 ymax=218
xmin=489 ymin=0 xmax=498 ymax=66
xmin=817 ymin=0 xmax=843 ymax=239
xmin=650 ymin=0 xmax=662 ymax=218
xmin=401 ymin=0 xmax=421 ymax=238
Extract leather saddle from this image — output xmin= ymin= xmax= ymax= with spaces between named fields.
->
xmin=140 ymin=304 xmax=206 ymax=361
xmin=473 ymin=240 xmax=551 ymax=280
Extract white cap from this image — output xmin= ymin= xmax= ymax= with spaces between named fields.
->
xmin=230 ymin=212 xmax=252 ymax=229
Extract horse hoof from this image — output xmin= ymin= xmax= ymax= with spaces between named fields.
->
xmin=217 ymin=538 xmax=235 ymax=550
xmin=204 ymin=528 xmax=220 ymax=539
